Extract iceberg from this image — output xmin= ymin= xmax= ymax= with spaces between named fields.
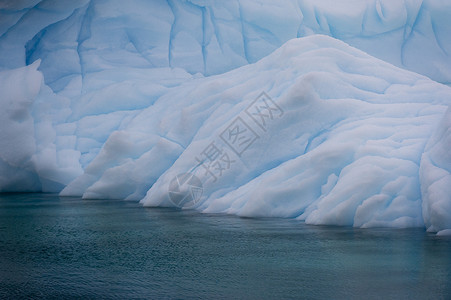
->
xmin=0 ymin=61 xmax=42 ymax=191
xmin=420 ymin=107 xmax=451 ymax=234
xmin=137 ymin=36 xmax=449 ymax=230
xmin=0 ymin=1 xmax=450 ymax=233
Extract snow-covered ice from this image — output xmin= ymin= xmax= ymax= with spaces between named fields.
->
xmin=136 ymin=36 xmax=449 ymax=230
xmin=420 ymin=107 xmax=451 ymax=234
xmin=0 ymin=0 xmax=450 ymax=233
xmin=0 ymin=60 xmax=42 ymax=191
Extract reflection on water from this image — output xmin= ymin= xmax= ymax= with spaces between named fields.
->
xmin=1 ymin=194 xmax=450 ymax=299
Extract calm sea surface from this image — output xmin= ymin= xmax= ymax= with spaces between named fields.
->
xmin=1 ymin=193 xmax=450 ymax=299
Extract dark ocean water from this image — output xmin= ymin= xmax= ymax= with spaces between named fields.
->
xmin=1 ymin=193 xmax=450 ymax=299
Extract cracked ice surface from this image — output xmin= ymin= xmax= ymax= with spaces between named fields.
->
xmin=1 ymin=0 xmax=451 ymax=83
xmin=0 ymin=1 xmax=451 ymax=232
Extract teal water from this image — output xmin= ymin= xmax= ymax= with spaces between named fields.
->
xmin=1 ymin=194 xmax=450 ymax=299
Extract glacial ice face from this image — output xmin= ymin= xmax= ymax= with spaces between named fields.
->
xmin=1 ymin=0 xmax=451 ymax=84
xmin=0 ymin=61 xmax=42 ymax=191
xmin=0 ymin=1 xmax=450 ymax=232
xmin=420 ymin=107 xmax=451 ymax=235
xmin=136 ymin=36 xmax=449 ymax=229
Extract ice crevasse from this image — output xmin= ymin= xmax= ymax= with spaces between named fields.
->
xmin=0 ymin=0 xmax=450 ymax=234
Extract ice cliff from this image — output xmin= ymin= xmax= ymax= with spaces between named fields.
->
xmin=0 ymin=0 xmax=450 ymax=234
